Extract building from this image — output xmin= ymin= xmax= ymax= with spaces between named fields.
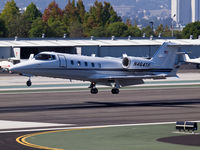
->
xmin=1 ymin=38 xmax=200 ymax=61
xmin=171 ymin=0 xmax=191 ymax=26
xmin=172 ymin=0 xmax=200 ymax=26
xmin=191 ymin=0 xmax=200 ymax=22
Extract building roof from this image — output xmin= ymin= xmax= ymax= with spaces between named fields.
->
xmin=0 ymin=38 xmax=200 ymax=48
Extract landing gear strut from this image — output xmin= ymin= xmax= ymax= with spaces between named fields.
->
xmin=26 ymin=77 xmax=32 ymax=87
xmin=89 ymin=82 xmax=98 ymax=94
xmin=111 ymin=83 xmax=120 ymax=94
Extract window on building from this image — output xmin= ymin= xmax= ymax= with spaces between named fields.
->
xmin=77 ymin=61 xmax=81 ymax=66
xmin=71 ymin=60 xmax=74 ymax=65
xmin=84 ymin=62 xmax=88 ymax=67
xmin=98 ymin=63 xmax=101 ymax=68
xmin=91 ymin=62 xmax=95 ymax=67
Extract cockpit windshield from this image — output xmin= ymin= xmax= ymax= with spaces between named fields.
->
xmin=35 ymin=54 xmax=56 ymax=60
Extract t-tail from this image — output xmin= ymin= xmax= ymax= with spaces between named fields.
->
xmin=151 ymin=42 xmax=179 ymax=77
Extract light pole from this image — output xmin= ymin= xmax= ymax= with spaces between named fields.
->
xmin=172 ymin=14 xmax=176 ymax=37
xmin=149 ymin=21 xmax=154 ymax=35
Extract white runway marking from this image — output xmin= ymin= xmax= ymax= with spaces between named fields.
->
xmin=1 ymin=120 xmax=200 ymax=134
xmin=0 ymin=120 xmax=74 ymax=130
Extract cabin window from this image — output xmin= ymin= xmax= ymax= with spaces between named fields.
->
xmin=35 ymin=54 xmax=56 ymax=60
xmin=84 ymin=62 xmax=88 ymax=67
xmin=77 ymin=61 xmax=81 ymax=66
xmin=91 ymin=62 xmax=95 ymax=67
xmin=71 ymin=60 xmax=74 ymax=65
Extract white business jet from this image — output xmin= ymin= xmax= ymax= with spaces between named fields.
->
xmin=9 ymin=42 xmax=179 ymax=94
xmin=182 ymin=53 xmax=200 ymax=69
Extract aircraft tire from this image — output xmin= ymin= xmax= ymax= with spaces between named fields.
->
xmin=111 ymin=88 xmax=119 ymax=94
xmin=91 ymin=88 xmax=98 ymax=94
xmin=196 ymin=64 xmax=200 ymax=69
xmin=26 ymin=80 xmax=32 ymax=87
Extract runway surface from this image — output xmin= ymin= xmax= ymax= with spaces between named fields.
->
xmin=0 ymin=72 xmax=200 ymax=149
xmin=0 ymin=86 xmax=200 ymax=149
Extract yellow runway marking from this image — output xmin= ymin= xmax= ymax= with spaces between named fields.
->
xmin=16 ymin=128 xmax=98 ymax=150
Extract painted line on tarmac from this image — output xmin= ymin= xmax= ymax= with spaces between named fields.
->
xmin=0 ymin=84 xmax=199 ymax=95
xmin=1 ymin=80 xmax=200 ymax=89
xmin=16 ymin=120 xmax=200 ymax=150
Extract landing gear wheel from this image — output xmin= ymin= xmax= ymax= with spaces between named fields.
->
xmin=111 ymin=88 xmax=119 ymax=94
xmin=196 ymin=64 xmax=200 ymax=69
xmin=26 ymin=80 xmax=32 ymax=87
xmin=91 ymin=88 xmax=98 ymax=94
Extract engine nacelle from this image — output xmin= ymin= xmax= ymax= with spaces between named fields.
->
xmin=122 ymin=57 xmax=131 ymax=69
xmin=122 ymin=56 xmax=151 ymax=69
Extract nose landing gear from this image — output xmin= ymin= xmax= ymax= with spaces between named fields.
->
xmin=26 ymin=77 xmax=32 ymax=87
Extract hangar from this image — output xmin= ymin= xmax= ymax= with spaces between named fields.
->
xmin=1 ymin=37 xmax=200 ymax=60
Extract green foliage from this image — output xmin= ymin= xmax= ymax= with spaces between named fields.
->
xmin=125 ymin=25 xmax=142 ymax=37
xmin=48 ymin=18 xmax=68 ymax=37
xmin=0 ymin=0 xmax=20 ymax=37
xmin=89 ymin=26 xmax=106 ymax=37
xmin=7 ymin=15 xmax=31 ymax=37
xmin=63 ymin=0 xmax=80 ymax=26
xmin=182 ymin=22 xmax=200 ymax=39
xmin=23 ymin=2 xmax=42 ymax=22
xmin=142 ymin=26 xmax=153 ymax=37
xmin=107 ymin=22 xmax=128 ymax=37
xmin=69 ymin=21 xmax=83 ymax=37
xmin=29 ymin=18 xmax=49 ymax=37
xmin=1 ymin=0 xmax=20 ymax=23
xmin=0 ymin=0 xmax=189 ymax=38
xmin=0 ymin=18 xmax=7 ymax=37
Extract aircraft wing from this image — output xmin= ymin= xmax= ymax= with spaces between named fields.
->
xmin=89 ymin=73 xmax=168 ymax=80
xmin=88 ymin=73 xmax=169 ymax=87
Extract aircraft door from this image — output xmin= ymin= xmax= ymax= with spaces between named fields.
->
xmin=58 ymin=55 xmax=67 ymax=67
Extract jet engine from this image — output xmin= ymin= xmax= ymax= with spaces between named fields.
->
xmin=122 ymin=56 xmax=151 ymax=69
xmin=122 ymin=56 xmax=131 ymax=69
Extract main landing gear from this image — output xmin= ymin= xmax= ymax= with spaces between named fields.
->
xmin=111 ymin=83 xmax=120 ymax=94
xmin=89 ymin=82 xmax=120 ymax=94
xmin=26 ymin=77 xmax=32 ymax=87
xmin=111 ymin=88 xmax=119 ymax=94
xmin=89 ymin=82 xmax=98 ymax=94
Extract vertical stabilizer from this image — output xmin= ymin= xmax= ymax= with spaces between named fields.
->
xmin=151 ymin=42 xmax=178 ymax=69
xmin=182 ymin=53 xmax=191 ymax=62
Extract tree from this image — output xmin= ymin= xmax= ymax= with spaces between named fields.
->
xmin=29 ymin=18 xmax=49 ymax=37
xmin=142 ymin=26 xmax=153 ymax=37
xmin=155 ymin=24 xmax=164 ymax=36
xmin=83 ymin=1 xmax=121 ymax=37
xmin=48 ymin=18 xmax=68 ymax=37
xmin=76 ymin=0 xmax=85 ymax=23
xmin=89 ymin=26 xmax=106 ymax=37
xmin=125 ymin=25 xmax=142 ymax=37
xmin=63 ymin=0 xmax=79 ymax=26
xmin=107 ymin=22 xmax=128 ymax=37
xmin=0 ymin=0 xmax=20 ymax=37
xmin=103 ymin=2 xmax=121 ymax=25
xmin=69 ymin=21 xmax=83 ymax=37
xmin=18 ymin=2 xmax=43 ymax=38
xmin=182 ymin=22 xmax=200 ymax=39
xmin=0 ymin=18 xmax=6 ymax=37
xmin=23 ymin=2 xmax=42 ymax=22
xmin=42 ymin=1 xmax=63 ymax=22
xmin=7 ymin=15 xmax=31 ymax=37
